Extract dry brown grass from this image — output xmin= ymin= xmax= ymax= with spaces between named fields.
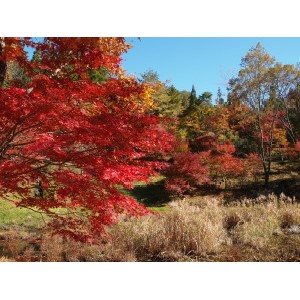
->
xmin=0 ymin=256 xmax=15 ymax=262
xmin=233 ymin=208 xmax=280 ymax=249
xmin=40 ymin=234 xmax=104 ymax=262
xmin=279 ymin=208 xmax=300 ymax=229
xmin=99 ymin=193 xmax=300 ymax=261
xmin=223 ymin=193 xmax=299 ymax=250
xmin=102 ymin=201 xmax=230 ymax=261
xmin=1 ymin=193 xmax=300 ymax=261
xmin=0 ymin=228 xmax=33 ymax=259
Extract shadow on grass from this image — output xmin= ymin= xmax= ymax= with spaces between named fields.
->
xmin=121 ymin=160 xmax=300 ymax=207
xmin=122 ymin=180 xmax=170 ymax=207
xmin=192 ymin=177 xmax=300 ymax=205
xmin=123 ymin=177 xmax=300 ymax=208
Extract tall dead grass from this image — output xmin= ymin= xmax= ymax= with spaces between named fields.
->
xmin=103 ymin=201 xmax=230 ymax=261
xmin=225 ymin=193 xmax=300 ymax=250
xmin=103 ymin=193 xmax=300 ymax=261
xmin=1 ymin=193 xmax=300 ymax=261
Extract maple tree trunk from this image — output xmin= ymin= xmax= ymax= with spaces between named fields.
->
xmin=0 ymin=61 xmax=6 ymax=86
xmin=0 ymin=43 xmax=7 ymax=86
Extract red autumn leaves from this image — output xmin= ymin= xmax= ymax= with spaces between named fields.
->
xmin=0 ymin=38 xmax=174 ymax=242
xmin=164 ymin=135 xmax=262 ymax=196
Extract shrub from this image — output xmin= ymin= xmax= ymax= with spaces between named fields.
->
xmin=164 ymin=153 xmax=210 ymax=195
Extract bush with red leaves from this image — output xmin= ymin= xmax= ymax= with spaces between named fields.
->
xmin=164 ymin=153 xmax=210 ymax=196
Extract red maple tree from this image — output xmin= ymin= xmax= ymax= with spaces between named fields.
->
xmin=0 ymin=38 xmax=174 ymax=242
xmin=164 ymin=153 xmax=210 ymax=196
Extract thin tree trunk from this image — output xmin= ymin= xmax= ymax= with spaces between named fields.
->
xmin=262 ymin=162 xmax=270 ymax=187
xmin=0 ymin=42 xmax=7 ymax=86
xmin=264 ymin=171 xmax=270 ymax=186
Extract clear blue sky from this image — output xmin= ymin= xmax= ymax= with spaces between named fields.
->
xmin=25 ymin=37 xmax=300 ymax=102
xmin=122 ymin=37 xmax=300 ymax=101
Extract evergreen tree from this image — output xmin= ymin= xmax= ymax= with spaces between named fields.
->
xmin=189 ymin=85 xmax=197 ymax=107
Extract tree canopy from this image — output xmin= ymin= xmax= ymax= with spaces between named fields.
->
xmin=0 ymin=38 xmax=174 ymax=242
